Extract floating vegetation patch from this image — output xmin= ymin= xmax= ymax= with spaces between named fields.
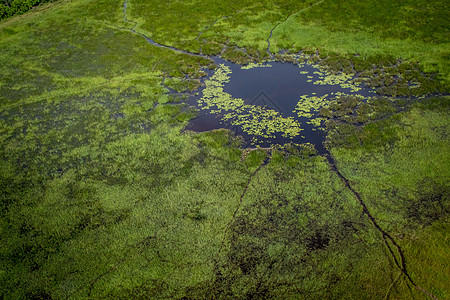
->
xmin=222 ymin=106 xmax=301 ymax=139
xmin=191 ymin=55 xmax=383 ymax=148
xmin=294 ymin=94 xmax=329 ymax=118
xmin=198 ymin=63 xmax=302 ymax=141
xmin=313 ymin=72 xmax=362 ymax=92
xmin=294 ymin=94 xmax=329 ymax=127
xmin=294 ymin=92 xmax=370 ymax=128
xmin=241 ymin=62 xmax=273 ymax=70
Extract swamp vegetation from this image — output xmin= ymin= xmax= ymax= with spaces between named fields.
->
xmin=0 ymin=0 xmax=449 ymax=299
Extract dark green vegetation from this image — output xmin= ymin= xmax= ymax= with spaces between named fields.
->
xmin=0 ymin=0 xmax=52 ymax=19
xmin=0 ymin=0 xmax=449 ymax=299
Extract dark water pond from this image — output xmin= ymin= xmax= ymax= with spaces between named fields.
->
xmin=122 ymin=2 xmax=375 ymax=154
xmin=123 ymin=0 xmax=376 ymax=154
xmin=186 ymin=57 xmax=375 ymax=154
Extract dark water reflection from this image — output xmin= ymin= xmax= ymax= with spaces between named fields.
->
xmin=124 ymin=0 xmax=371 ymax=153
xmin=186 ymin=57 xmax=375 ymax=154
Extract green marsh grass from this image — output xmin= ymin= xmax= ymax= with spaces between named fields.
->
xmin=0 ymin=0 xmax=448 ymax=298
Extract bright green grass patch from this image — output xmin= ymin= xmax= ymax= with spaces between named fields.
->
xmin=402 ymin=219 xmax=450 ymax=299
xmin=126 ymin=0 xmax=315 ymax=53
xmin=272 ymin=23 xmax=449 ymax=81
xmin=296 ymin=0 xmax=449 ymax=44
xmin=270 ymin=1 xmax=450 ymax=84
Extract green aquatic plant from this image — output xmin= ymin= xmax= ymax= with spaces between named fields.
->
xmin=200 ymin=59 xmax=374 ymax=138
xmin=241 ymin=62 xmax=272 ymax=70
xmin=314 ymin=73 xmax=362 ymax=92
xmin=198 ymin=63 xmax=302 ymax=140
xmin=223 ymin=106 xmax=301 ymax=138
xmin=293 ymin=94 xmax=329 ymax=127
xmin=299 ymin=60 xmax=366 ymax=92
xmin=294 ymin=94 xmax=329 ymax=118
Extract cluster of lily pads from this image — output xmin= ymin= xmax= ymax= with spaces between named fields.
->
xmin=198 ymin=63 xmax=303 ymax=140
xmin=197 ymin=54 xmax=379 ymax=143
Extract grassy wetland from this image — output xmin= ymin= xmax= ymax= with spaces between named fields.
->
xmin=0 ymin=0 xmax=449 ymax=299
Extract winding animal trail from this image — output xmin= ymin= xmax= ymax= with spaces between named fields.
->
xmin=267 ymin=0 xmax=325 ymax=55
xmin=217 ymin=153 xmax=271 ymax=256
xmin=123 ymin=0 xmax=210 ymax=59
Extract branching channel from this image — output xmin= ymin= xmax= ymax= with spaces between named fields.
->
xmin=217 ymin=152 xmax=271 ymax=256
xmin=122 ymin=0 xmax=208 ymax=59
xmin=324 ymin=153 xmax=438 ymax=300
